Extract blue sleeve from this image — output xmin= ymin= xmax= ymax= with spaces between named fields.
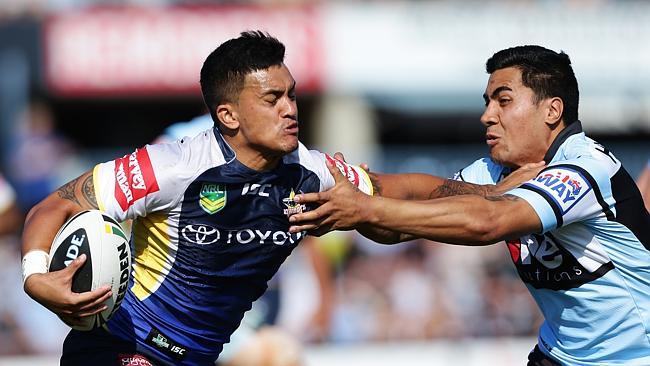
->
xmin=451 ymin=158 xmax=503 ymax=184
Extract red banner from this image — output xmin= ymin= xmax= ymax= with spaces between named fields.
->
xmin=44 ymin=6 xmax=323 ymax=97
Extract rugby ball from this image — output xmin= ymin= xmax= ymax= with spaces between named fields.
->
xmin=49 ymin=210 xmax=131 ymax=331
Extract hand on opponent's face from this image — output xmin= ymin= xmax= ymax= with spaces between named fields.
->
xmin=289 ymin=158 xmax=370 ymax=236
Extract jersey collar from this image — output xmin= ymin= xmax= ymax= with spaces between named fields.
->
xmin=543 ymin=120 xmax=583 ymax=164
xmin=212 ymin=126 xmax=236 ymax=163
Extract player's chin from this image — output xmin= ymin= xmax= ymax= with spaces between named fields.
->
xmin=280 ymin=136 xmax=299 ymax=153
xmin=489 ymin=149 xmax=507 ymax=166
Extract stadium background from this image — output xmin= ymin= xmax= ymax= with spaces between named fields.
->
xmin=0 ymin=0 xmax=649 ymax=365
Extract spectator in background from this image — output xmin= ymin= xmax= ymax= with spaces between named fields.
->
xmin=637 ymin=159 xmax=650 ymax=212
xmin=0 ymin=172 xmax=30 ymax=355
xmin=8 ymin=100 xmax=74 ymax=211
xmin=0 ymin=172 xmax=21 ymax=236
xmin=0 ymin=172 xmax=69 ymax=356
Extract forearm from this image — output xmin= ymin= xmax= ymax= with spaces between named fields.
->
xmin=357 ymin=224 xmax=415 ymax=244
xmin=361 ymin=174 xmax=490 ymax=243
xmin=359 ymin=194 xmax=536 ymax=246
xmin=371 ymin=173 xmax=493 ymax=200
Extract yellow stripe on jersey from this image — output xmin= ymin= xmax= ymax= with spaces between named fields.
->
xmin=131 ymin=212 xmax=175 ymax=301
xmin=93 ymin=164 xmax=106 ymax=212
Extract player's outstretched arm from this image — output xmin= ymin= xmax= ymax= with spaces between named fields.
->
xmin=368 ymin=160 xmax=544 ymax=201
xmin=22 ymin=170 xmax=112 ymax=327
xmin=289 ymin=160 xmax=541 ymax=245
xmin=313 ymin=154 xmax=543 ymax=242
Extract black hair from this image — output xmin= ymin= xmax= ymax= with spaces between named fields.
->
xmin=200 ymin=30 xmax=286 ymax=121
xmin=486 ymin=45 xmax=579 ymax=124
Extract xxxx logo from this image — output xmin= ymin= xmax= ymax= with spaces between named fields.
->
xmin=283 ymin=188 xmax=306 ymax=217
xmin=199 ymin=183 xmax=226 ymax=214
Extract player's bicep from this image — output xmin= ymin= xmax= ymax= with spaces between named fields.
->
xmin=54 ymin=171 xmax=99 ymax=211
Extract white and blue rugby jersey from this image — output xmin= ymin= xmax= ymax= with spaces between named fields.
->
xmin=456 ymin=122 xmax=650 ymax=365
xmin=92 ymin=127 xmax=372 ymax=365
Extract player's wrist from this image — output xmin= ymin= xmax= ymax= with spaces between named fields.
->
xmin=359 ymin=194 xmax=379 ymax=225
xmin=22 ymin=250 xmax=50 ymax=288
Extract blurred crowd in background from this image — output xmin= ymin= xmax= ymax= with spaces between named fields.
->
xmin=1 ymin=0 xmax=650 ymax=360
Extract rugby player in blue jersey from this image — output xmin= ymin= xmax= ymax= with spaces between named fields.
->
xmin=290 ymin=46 xmax=650 ymax=365
xmin=20 ymin=32 xmax=536 ymax=365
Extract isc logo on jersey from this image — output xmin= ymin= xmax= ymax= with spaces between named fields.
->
xmin=526 ymin=167 xmax=591 ymax=214
xmin=114 ymin=148 xmax=160 ymax=211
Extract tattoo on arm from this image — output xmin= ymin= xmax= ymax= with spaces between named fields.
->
xmin=56 ymin=173 xmax=99 ymax=209
xmin=484 ymin=194 xmax=521 ymax=202
xmin=429 ymin=179 xmax=489 ymax=199
xmin=57 ymin=176 xmax=82 ymax=206
xmin=81 ymin=175 xmax=99 ymax=209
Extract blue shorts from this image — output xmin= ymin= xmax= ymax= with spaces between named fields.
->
xmin=61 ymin=327 xmax=161 ymax=366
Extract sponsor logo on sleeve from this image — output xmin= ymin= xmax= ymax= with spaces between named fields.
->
xmin=199 ymin=183 xmax=226 ymax=214
xmin=113 ymin=148 xmax=159 ymax=211
xmin=525 ymin=167 xmax=591 ymax=214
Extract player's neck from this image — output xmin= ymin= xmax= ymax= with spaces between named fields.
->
xmin=223 ymin=135 xmax=281 ymax=172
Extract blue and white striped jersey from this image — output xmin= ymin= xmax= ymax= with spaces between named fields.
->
xmin=92 ymin=127 xmax=372 ymax=365
xmin=456 ymin=122 xmax=650 ymax=365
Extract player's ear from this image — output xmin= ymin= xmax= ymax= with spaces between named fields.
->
xmin=216 ymin=103 xmax=240 ymax=131
xmin=545 ymin=97 xmax=563 ymax=126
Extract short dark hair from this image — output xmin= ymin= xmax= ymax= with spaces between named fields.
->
xmin=200 ymin=30 xmax=286 ymax=121
xmin=486 ymin=45 xmax=579 ymax=124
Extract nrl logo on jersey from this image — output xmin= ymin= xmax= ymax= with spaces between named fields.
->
xmin=199 ymin=183 xmax=226 ymax=214
xmin=283 ymin=189 xmax=306 ymax=217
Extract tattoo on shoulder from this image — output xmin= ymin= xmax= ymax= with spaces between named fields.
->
xmin=56 ymin=174 xmax=99 ymax=209
xmin=429 ymin=180 xmax=488 ymax=199
xmin=81 ymin=175 xmax=99 ymax=209
xmin=57 ymin=176 xmax=82 ymax=206
xmin=484 ymin=194 xmax=521 ymax=202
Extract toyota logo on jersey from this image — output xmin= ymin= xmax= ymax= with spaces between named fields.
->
xmin=182 ymin=225 xmax=220 ymax=245
xmin=181 ymin=224 xmax=304 ymax=246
